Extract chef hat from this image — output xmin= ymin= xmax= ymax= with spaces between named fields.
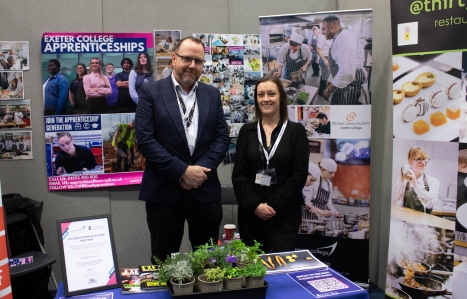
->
xmin=289 ymin=32 xmax=304 ymax=44
xmin=308 ymin=162 xmax=321 ymax=180
xmin=320 ymin=158 xmax=337 ymax=172
xmin=15 ymin=72 xmax=22 ymax=78
xmin=7 ymin=73 xmax=15 ymax=81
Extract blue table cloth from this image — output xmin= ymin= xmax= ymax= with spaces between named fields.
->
xmin=55 ymin=271 xmax=369 ymax=299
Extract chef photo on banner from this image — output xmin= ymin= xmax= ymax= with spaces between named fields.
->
xmin=391 ymin=139 xmax=458 ymax=224
xmin=299 ymin=138 xmax=370 ymax=239
xmin=0 ymin=41 xmax=29 ymax=70
xmin=273 ymin=32 xmax=312 ymax=85
xmin=260 ymin=10 xmax=372 ymax=106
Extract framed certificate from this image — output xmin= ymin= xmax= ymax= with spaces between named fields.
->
xmin=56 ymin=214 xmax=120 ymax=297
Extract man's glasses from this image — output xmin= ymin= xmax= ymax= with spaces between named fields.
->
xmin=413 ymin=157 xmax=430 ymax=163
xmin=59 ymin=139 xmax=72 ymax=148
xmin=175 ymin=53 xmax=205 ymax=66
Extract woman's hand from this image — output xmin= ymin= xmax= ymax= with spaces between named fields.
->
xmin=56 ymin=166 xmax=66 ymax=175
xmin=254 ymin=203 xmax=276 ymax=220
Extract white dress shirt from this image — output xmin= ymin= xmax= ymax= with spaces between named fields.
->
xmin=171 ymin=73 xmax=199 ymax=155
xmin=328 ymin=29 xmax=365 ymax=88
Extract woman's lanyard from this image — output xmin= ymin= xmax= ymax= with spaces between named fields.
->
xmin=257 ymin=120 xmax=288 ymax=170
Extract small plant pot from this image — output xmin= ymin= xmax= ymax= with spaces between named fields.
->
xmin=198 ymin=274 xmax=222 ymax=293
xmin=170 ymin=277 xmax=195 ymax=295
xmin=236 ymin=262 xmax=247 ymax=287
xmin=223 ymin=276 xmax=243 ymax=290
xmin=246 ymin=275 xmax=265 ymax=288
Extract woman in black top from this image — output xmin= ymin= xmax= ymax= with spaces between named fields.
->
xmin=69 ymin=63 xmax=89 ymax=114
xmin=232 ymin=75 xmax=309 ymax=253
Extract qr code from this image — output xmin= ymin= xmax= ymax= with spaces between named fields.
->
xmin=308 ymin=277 xmax=349 ymax=292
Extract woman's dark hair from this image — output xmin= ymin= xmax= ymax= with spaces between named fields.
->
xmin=75 ymin=63 xmax=87 ymax=80
xmin=167 ymin=37 xmax=172 ymax=43
xmin=253 ymin=74 xmax=288 ymax=122
xmin=120 ymin=57 xmax=133 ymax=68
xmin=134 ymin=53 xmax=154 ymax=76
xmin=49 ymin=59 xmax=61 ymax=70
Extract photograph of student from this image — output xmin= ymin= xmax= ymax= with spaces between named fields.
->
xmin=105 ymin=63 xmax=118 ymax=113
xmin=303 ymin=158 xmax=342 ymax=219
xmin=54 ymin=132 xmax=97 ymax=175
xmin=83 ymin=57 xmax=112 ymax=114
xmin=162 ymin=59 xmax=173 ymax=79
xmin=315 ymin=112 xmax=330 ymax=135
xmin=307 ymin=26 xmax=320 ymax=77
xmin=69 ymin=63 xmax=89 ymax=114
xmin=392 ymin=146 xmax=439 ymax=214
xmin=13 ymin=108 xmax=23 ymax=123
xmin=273 ymin=32 xmax=312 ymax=85
xmin=232 ymin=74 xmax=309 ymax=253
xmin=129 ymin=53 xmax=154 ymax=105
xmin=115 ymin=58 xmax=134 ymax=112
xmin=321 ymin=15 xmax=368 ymax=105
xmin=43 ymin=59 xmax=69 ymax=115
xmin=112 ymin=120 xmax=135 ymax=172
xmin=157 ymin=36 xmax=174 ymax=54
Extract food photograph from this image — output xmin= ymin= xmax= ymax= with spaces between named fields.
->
xmin=392 ymin=52 xmax=463 ymax=141
xmin=386 ymin=219 xmax=455 ymax=299
xmin=259 ymin=250 xmax=327 ymax=275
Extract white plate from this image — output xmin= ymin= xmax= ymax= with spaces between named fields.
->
xmin=393 ymin=65 xmax=462 ymax=141
xmin=433 ymin=52 xmax=462 ymax=71
xmin=392 ymin=56 xmax=420 ymax=80
xmin=457 ymin=203 xmax=467 ymax=229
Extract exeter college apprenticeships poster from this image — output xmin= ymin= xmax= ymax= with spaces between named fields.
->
xmin=42 ymin=33 xmax=153 ymax=190
xmin=388 ymin=1 xmax=466 ymax=298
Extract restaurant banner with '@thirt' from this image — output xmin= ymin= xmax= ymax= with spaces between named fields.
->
xmin=42 ymin=32 xmax=153 ymax=190
xmin=259 ymin=9 xmax=372 ymax=283
xmin=388 ymin=1 xmax=467 ymax=298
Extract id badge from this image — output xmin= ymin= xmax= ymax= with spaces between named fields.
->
xmin=255 ymin=168 xmax=277 ymax=186
xmin=187 ymin=134 xmax=196 ymax=147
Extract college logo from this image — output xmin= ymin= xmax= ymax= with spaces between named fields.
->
xmin=397 ymin=22 xmax=418 ymax=46
xmin=310 ymin=242 xmax=338 ymax=257
xmin=346 ymin=112 xmax=356 ymax=122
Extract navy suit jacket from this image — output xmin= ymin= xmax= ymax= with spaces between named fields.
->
xmin=135 ymin=76 xmax=230 ymax=203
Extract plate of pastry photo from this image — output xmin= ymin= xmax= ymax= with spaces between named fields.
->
xmin=393 ymin=65 xmax=462 ymax=141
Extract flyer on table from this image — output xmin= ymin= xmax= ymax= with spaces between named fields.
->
xmin=41 ymin=32 xmax=154 ymax=190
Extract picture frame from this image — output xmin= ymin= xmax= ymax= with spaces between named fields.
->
xmin=56 ymin=214 xmax=120 ymax=297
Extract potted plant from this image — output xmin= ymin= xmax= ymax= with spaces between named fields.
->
xmin=223 ymin=266 xmax=244 ymax=290
xmin=198 ymin=267 xmax=225 ymax=293
xmin=158 ymin=255 xmax=195 ymax=295
xmin=243 ymin=262 xmax=267 ymax=288
xmin=228 ymin=240 xmax=264 ymax=286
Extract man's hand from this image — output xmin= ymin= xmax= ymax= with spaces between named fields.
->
xmin=323 ymin=82 xmax=334 ymax=101
xmin=254 ymin=203 xmax=276 ymax=220
xmin=182 ymin=165 xmax=210 ymax=188
xmin=56 ymin=166 xmax=66 ymax=175
xmin=180 ymin=179 xmax=192 ymax=191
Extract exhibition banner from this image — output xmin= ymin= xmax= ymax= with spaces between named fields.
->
xmin=259 ymin=9 xmax=372 ymax=283
xmin=388 ymin=1 xmax=466 ymax=298
xmin=0 ymin=183 xmax=12 ymax=299
xmin=41 ymin=32 xmax=153 ymax=190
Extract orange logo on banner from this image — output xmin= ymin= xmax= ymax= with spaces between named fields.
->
xmin=346 ymin=112 xmax=357 ymax=121
xmin=0 ymin=206 xmax=12 ymax=298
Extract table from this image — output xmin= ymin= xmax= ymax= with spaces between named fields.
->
xmin=391 ymin=206 xmax=455 ymax=231
xmin=55 ymin=271 xmax=369 ymax=299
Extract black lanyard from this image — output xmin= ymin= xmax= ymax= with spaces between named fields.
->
xmin=174 ymin=87 xmax=196 ymax=129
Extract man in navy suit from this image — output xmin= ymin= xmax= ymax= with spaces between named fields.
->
xmin=136 ymin=37 xmax=230 ymax=262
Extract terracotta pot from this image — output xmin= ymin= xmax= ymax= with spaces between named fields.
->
xmin=246 ymin=276 xmax=264 ymax=288
xmin=223 ymin=276 xmax=243 ymax=290
xmin=198 ymin=274 xmax=222 ymax=293
xmin=170 ymin=277 xmax=195 ymax=295
xmin=236 ymin=262 xmax=247 ymax=287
